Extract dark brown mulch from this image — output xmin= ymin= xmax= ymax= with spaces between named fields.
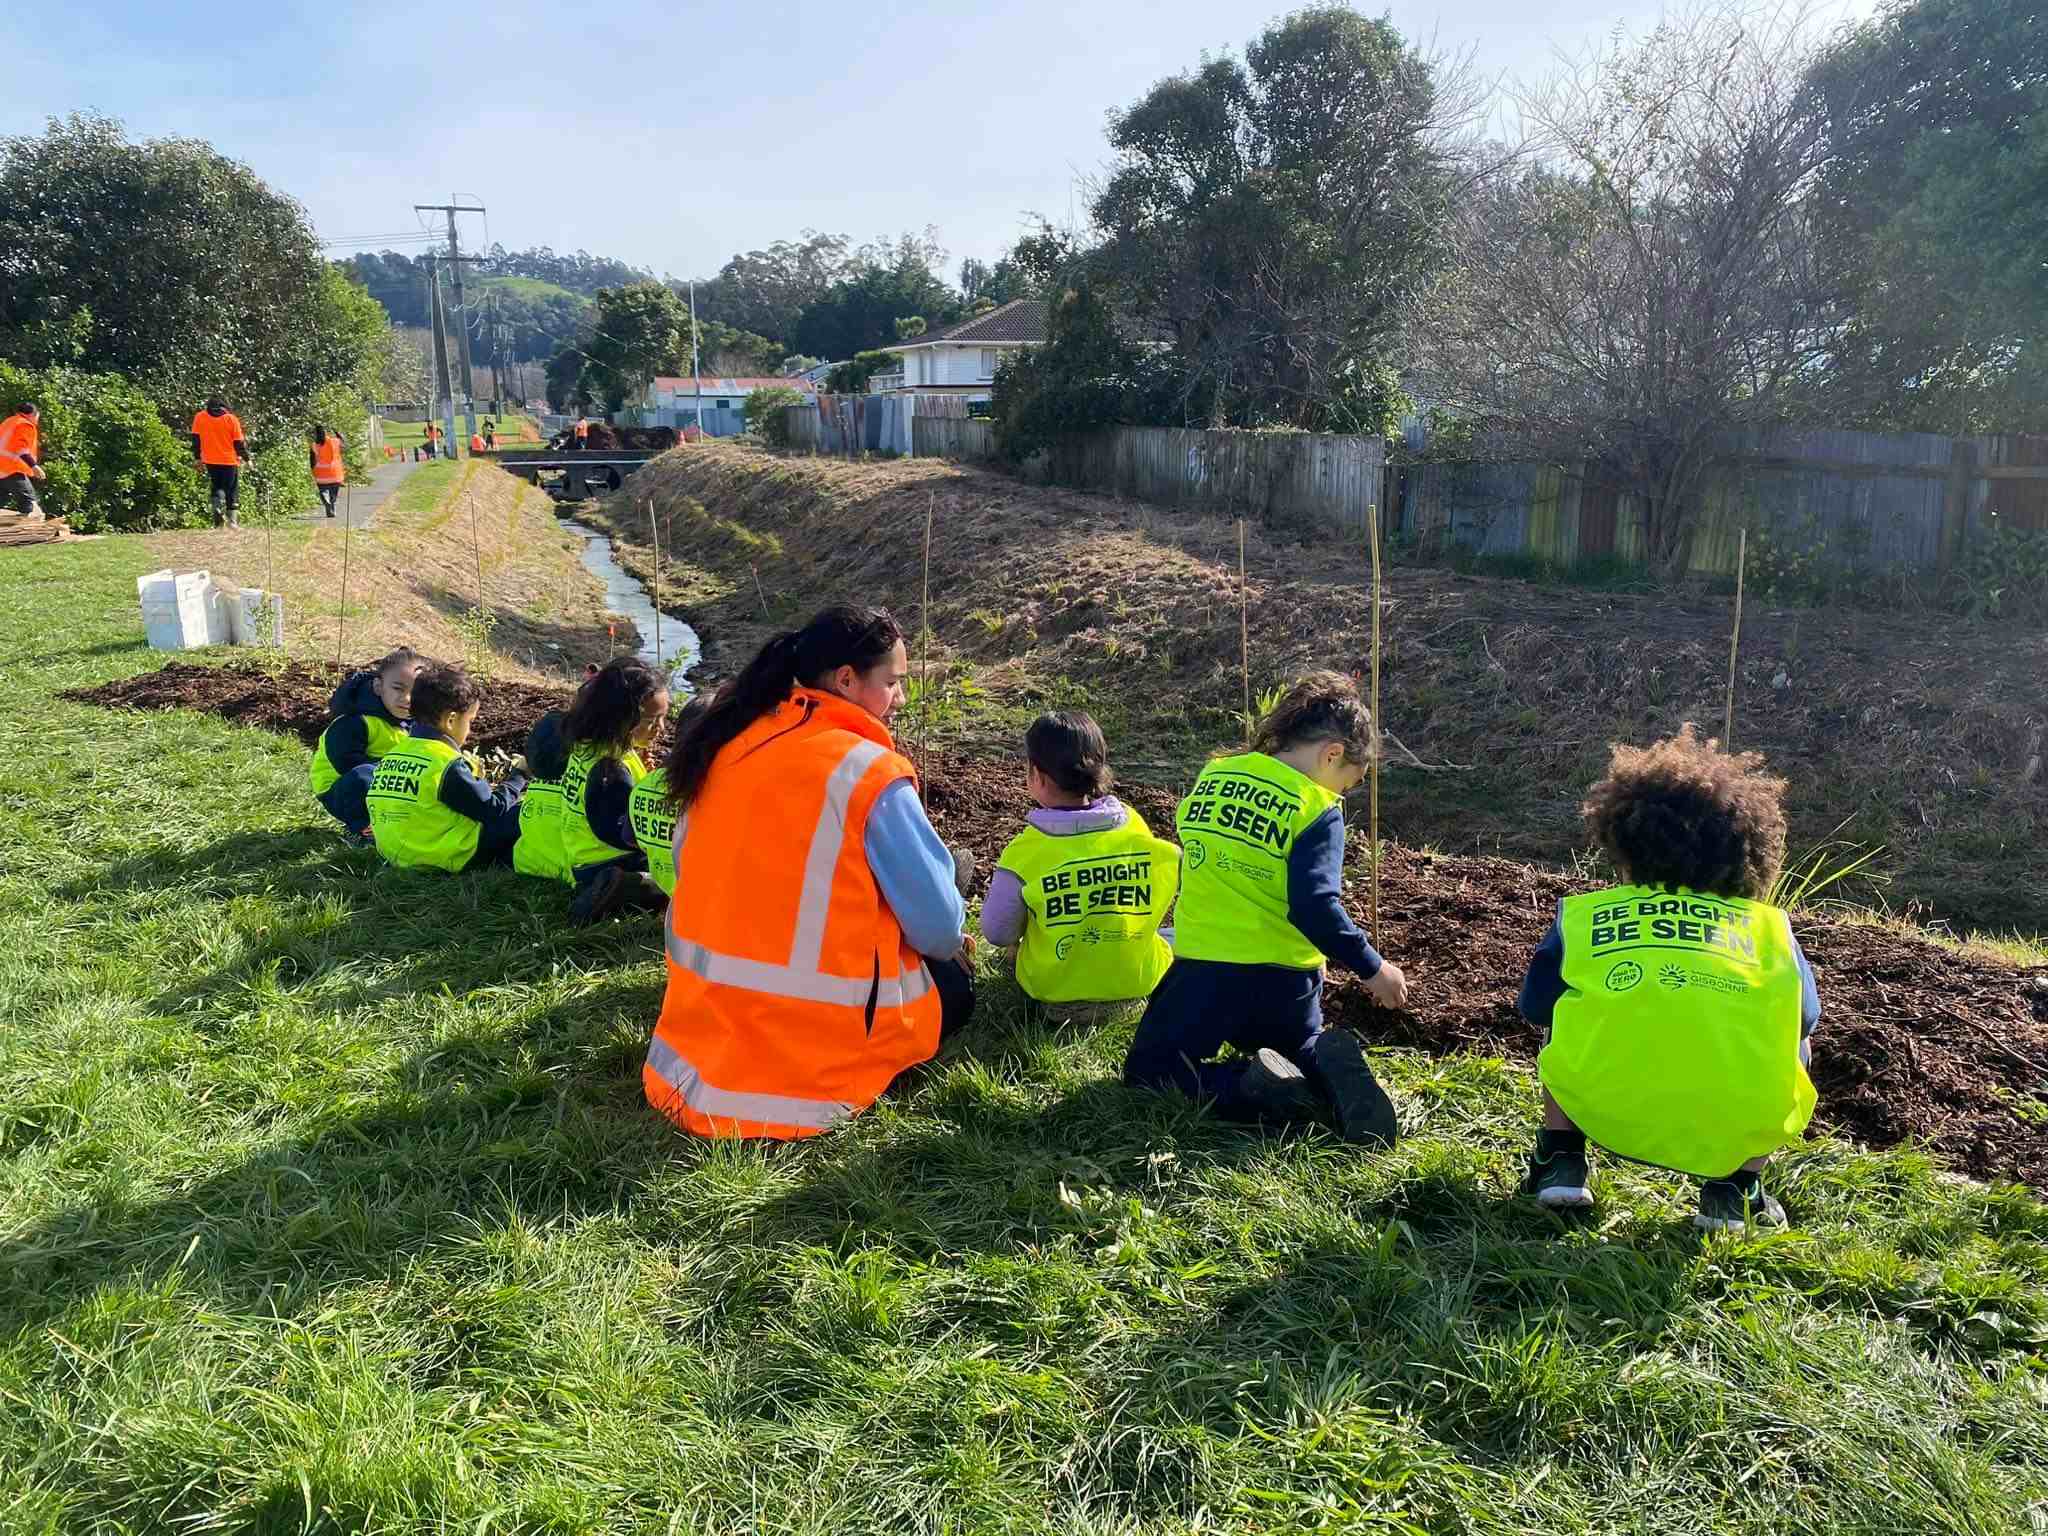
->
xmin=64 ymin=665 xmax=2048 ymax=1191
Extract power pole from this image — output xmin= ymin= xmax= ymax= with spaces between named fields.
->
xmin=416 ymin=200 xmax=487 ymax=447
xmin=426 ymin=256 xmax=457 ymax=457
xmin=689 ymin=279 xmax=703 ymax=437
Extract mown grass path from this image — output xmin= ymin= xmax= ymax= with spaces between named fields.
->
xmin=2 ymin=535 xmax=2045 ymax=1533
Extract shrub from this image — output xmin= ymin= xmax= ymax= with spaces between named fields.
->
xmin=0 ymin=361 xmax=207 ymax=531
xmin=743 ymin=386 xmax=810 ymax=448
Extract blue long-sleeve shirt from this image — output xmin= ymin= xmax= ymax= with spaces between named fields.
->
xmin=864 ymin=778 xmax=966 ymax=959
xmin=1517 ymin=907 xmax=1821 ymax=1035
xmin=411 ymin=727 xmax=526 ymax=823
xmin=1286 ymin=806 xmax=1383 ymax=978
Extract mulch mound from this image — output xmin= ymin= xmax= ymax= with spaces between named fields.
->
xmin=66 ymin=665 xmax=2048 ymax=1191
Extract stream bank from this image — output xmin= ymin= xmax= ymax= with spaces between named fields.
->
xmin=559 ymin=514 xmax=702 ymax=687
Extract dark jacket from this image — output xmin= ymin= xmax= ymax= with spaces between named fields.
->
xmin=1286 ymin=806 xmax=1383 ymax=978
xmin=320 ymin=670 xmax=402 ymax=778
xmin=524 ymin=709 xmax=634 ymax=854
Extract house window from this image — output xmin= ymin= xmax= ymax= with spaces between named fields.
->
xmin=980 ymin=349 xmax=997 ymax=379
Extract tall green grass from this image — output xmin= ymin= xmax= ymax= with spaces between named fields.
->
xmin=1 ymin=536 xmax=2044 ymax=1533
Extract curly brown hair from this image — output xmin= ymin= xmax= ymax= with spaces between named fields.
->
xmin=1240 ymin=670 xmax=1374 ymax=763
xmin=1583 ymin=724 xmax=1788 ymax=900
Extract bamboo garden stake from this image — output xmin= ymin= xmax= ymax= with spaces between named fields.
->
xmin=1368 ymin=501 xmax=1383 ymax=938
xmin=1238 ymin=518 xmax=1251 ymax=734
xmin=336 ymin=483 xmax=352 ymax=666
xmin=1725 ymin=527 xmax=1747 ymax=747
xmin=468 ymin=490 xmax=485 ymax=612
xmin=647 ymin=498 xmax=664 ymax=668
xmin=919 ymin=493 xmax=934 ymax=775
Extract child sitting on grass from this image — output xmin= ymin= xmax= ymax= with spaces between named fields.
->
xmin=366 ymin=663 xmax=527 ymax=872
xmin=1123 ymin=672 xmax=1410 ymax=1144
xmin=628 ymin=692 xmax=710 ymax=899
xmin=309 ymin=646 xmax=422 ymax=837
xmin=513 ymin=657 xmax=671 ymax=923
xmin=983 ymin=711 xmax=1179 ymax=1009
xmin=1517 ymin=725 xmax=1820 ymax=1233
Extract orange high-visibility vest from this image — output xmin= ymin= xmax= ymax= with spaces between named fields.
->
xmin=645 ymin=687 xmax=941 ymax=1139
xmin=311 ymin=435 xmax=345 ymax=484
xmin=0 ymin=413 xmax=36 ymax=479
xmin=470 ymin=433 xmax=485 ymax=453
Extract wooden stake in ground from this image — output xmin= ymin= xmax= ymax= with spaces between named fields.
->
xmin=336 ymin=484 xmax=352 ymax=667
xmin=1724 ymin=526 xmax=1747 ymax=748
xmin=646 ymin=498 xmax=664 ymax=669
xmin=919 ymin=492 xmax=934 ymax=776
xmin=468 ymin=490 xmax=484 ymax=612
xmin=750 ymin=562 xmax=771 ymax=620
xmin=1237 ymin=518 xmax=1251 ymax=735
xmin=1367 ymin=501 xmax=1384 ymax=938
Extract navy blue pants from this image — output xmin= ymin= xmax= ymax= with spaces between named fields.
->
xmin=317 ymin=763 xmax=377 ymax=836
xmin=1123 ymin=957 xmax=1335 ymax=1119
xmin=467 ymin=801 xmax=525 ymax=867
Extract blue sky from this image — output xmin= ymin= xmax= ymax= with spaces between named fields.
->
xmin=13 ymin=0 xmax=1878 ymax=285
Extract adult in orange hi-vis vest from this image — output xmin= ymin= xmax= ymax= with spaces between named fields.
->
xmin=190 ymin=398 xmax=249 ymax=527
xmin=646 ymin=605 xmax=977 ymax=1139
xmin=0 ymin=402 xmax=44 ymax=516
xmin=308 ymin=424 xmax=346 ymax=517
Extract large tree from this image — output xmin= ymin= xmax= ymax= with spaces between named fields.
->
xmin=694 ymin=232 xmax=854 ymax=346
xmin=1412 ymin=6 xmax=1839 ymax=577
xmin=791 ymin=231 xmax=962 ymax=362
xmin=1806 ymin=0 xmax=2048 ymax=432
xmin=582 ymin=281 xmax=689 ymax=412
xmin=0 ymin=113 xmax=383 ymax=443
xmin=1090 ymin=6 xmax=1460 ymax=429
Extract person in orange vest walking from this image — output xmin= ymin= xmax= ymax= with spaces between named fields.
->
xmin=0 ymin=403 xmax=45 ymax=517
xmin=190 ymin=398 xmax=250 ymax=527
xmin=308 ymin=424 xmax=346 ymax=516
xmin=573 ymin=415 xmax=590 ymax=447
xmin=645 ymin=604 xmax=977 ymax=1139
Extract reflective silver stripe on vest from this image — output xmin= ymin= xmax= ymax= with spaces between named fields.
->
xmin=787 ymin=739 xmax=887 ymax=972
xmin=664 ymin=927 xmax=934 ymax=1008
xmin=645 ymin=1034 xmax=851 ymax=1131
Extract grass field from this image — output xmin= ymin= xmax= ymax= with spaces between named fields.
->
xmin=3 ymin=530 xmax=2047 ymax=1529
xmin=380 ymin=414 xmax=540 ymax=457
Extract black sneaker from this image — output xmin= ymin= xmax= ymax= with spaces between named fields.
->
xmin=1236 ymin=1048 xmax=1320 ymax=1124
xmin=1520 ymin=1143 xmax=1594 ymax=1211
xmin=1313 ymin=1029 xmax=1399 ymax=1148
xmin=569 ymin=864 xmax=629 ymax=927
xmin=1694 ymin=1174 xmax=1787 ymax=1234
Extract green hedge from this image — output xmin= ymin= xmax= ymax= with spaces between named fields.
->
xmin=0 ymin=363 xmax=206 ymax=532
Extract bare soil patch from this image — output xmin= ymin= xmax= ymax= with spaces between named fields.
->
xmin=582 ymin=444 xmax=2048 ymax=936
xmin=64 ymin=663 xmax=2048 ymax=1191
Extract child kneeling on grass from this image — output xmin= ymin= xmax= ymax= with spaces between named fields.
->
xmin=1122 ymin=672 xmax=1410 ymax=1144
xmin=309 ymin=646 xmax=422 ymax=836
xmin=514 ymin=657 xmax=672 ymax=923
xmin=627 ymin=692 xmax=710 ymax=899
xmin=1517 ymin=725 xmax=1820 ymax=1233
xmin=367 ymin=663 xmax=527 ymax=872
xmin=983 ymin=711 xmax=1179 ymax=1009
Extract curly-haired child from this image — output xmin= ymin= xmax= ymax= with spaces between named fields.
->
xmin=1517 ymin=724 xmax=1820 ymax=1232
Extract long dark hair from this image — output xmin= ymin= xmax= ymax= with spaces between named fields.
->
xmin=311 ymin=425 xmax=329 ymax=445
xmin=1026 ymin=710 xmax=1112 ymax=799
xmin=565 ymin=657 xmax=666 ymax=755
xmin=1239 ymin=670 xmax=1373 ymax=763
xmin=665 ymin=604 xmax=904 ymax=810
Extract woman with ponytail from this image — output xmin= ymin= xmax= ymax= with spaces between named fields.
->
xmin=645 ymin=604 xmax=975 ymax=1140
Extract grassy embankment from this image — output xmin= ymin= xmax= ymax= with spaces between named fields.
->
xmin=0 ymin=449 xmax=2043 ymax=1532
xmin=589 ymin=443 xmax=2048 ymax=943
xmin=139 ymin=456 xmax=621 ymax=680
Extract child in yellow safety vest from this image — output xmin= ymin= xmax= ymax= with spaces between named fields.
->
xmin=309 ymin=646 xmax=422 ymax=836
xmin=367 ymin=663 xmax=527 ymax=871
xmin=1123 ymin=672 xmax=1410 ymax=1144
xmin=514 ymin=657 xmax=672 ymax=923
xmin=984 ymin=711 xmax=1178 ymax=1009
xmin=1516 ymin=725 xmax=1820 ymax=1234
xmin=627 ymin=692 xmax=710 ymax=899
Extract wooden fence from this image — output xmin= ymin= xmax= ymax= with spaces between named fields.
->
xmin=911 ymin=416 xmax=995 ymax=460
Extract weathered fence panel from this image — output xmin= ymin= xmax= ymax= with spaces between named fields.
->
xmin=913 ymin=415 xmax=995 ymax=460
xmin=1027 ymin=428 xmax=1386 ymax=532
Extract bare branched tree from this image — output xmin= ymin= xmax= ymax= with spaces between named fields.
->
xmin=1411 ymin=2 xmax=1842 ymax=577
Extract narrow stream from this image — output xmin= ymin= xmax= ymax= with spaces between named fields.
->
xmin=559 ymin=516 xmax=702 ymax=687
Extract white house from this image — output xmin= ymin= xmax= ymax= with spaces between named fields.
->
xmin=869 ymin=299 xmax=1048 ymax=403
xmin=639 ymin=375 xmax=815 ymax=436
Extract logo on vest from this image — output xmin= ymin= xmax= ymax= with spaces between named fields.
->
xmin=1185 ymin=838 xmax=1206 ymax=870
xmin=1658 ymin=963 xmax=1689 ymax=990
xmin=1604 ymin=960 xmax=1643 ymax=992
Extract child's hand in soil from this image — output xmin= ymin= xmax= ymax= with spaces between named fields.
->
xmin=1365 ymin=959 xmax=1409 ymax=1011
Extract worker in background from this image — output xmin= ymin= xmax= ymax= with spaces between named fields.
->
xmin=574 ymin=415 xmax=590 ymax=447
xmin=423 ymin=423 xmax=441 ymax=460
xmin=308 ymin=424 xmax=346 ymax=517
xmin=0 ymin=403 xmax=45 ymax=517
xmin=482 ymin=421 xmax=498 ymax=452
xmin=470 ymin=429 xmax=486 ymax=456
xmin=190 ymin=399 xmax=249 ymax=528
